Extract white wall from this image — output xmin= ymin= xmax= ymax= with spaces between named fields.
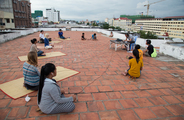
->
xmin=160 ymin=43 xmax=184 ymax=61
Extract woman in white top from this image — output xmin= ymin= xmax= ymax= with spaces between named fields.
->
xmin=39 ymin=30 xmax=52 ymax=43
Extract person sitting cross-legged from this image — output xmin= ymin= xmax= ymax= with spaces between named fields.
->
xmin=44 ymin=33 xmax=54 ymax=49
xmin=37 ymin=63 xmax=76 ymax=114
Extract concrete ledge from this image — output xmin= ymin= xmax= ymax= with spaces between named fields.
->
xmin=160 ymin=43 xmax=184 ymax=61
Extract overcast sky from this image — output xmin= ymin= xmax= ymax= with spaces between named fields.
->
xmin=30 ymin=0 xmax=184 ymax=21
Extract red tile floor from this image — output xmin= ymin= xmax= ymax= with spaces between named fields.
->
xmin=0 ymin=31 xmax=184 ymax=120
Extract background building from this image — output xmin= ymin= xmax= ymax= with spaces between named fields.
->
xmin=113 ymin=17 xmax=132 ymax=30
xmin=46 ymin=8 xmax=60 ymax=23
xmin=134 ymin=16 xmax=184 ymax=39
xmin=31 ymin=10 xmax=43 ymax=19
xmin=120 ymin=15 xmax=155 ymax=23
xmin=0 ymin=0 xmax=15 ymax=29
xmin=12 ymin=0 xmax=32 ymax=28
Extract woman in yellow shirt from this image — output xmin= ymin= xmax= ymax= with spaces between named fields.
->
xmin=123 ymin=49 xmax=143 ymax=78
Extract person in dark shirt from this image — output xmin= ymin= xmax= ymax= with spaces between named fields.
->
xmin=143 ymin=39 xmax=154 ymax=57
xmin=81 ymin=33 xmax=86 ymax=40
xmin=58 ymin=29 xmax=66 ymax=39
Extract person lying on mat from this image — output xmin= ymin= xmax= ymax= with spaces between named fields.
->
xmin=39 ymin=30 xmax=52 ymax=43
xmin=23 ymin=52 xmax=40 ymax=90
xmin=44 ymin=33 xmax=54 ymax=49
xmin=81 ymin=33 xmax=86 ymax=40
xmin=122 ymin=49 xmax=143 ymax=79
xmin=90 ymin=33 xmax=97 ymax=40
xmin=58 ymin=29 xmax=69 ymax=39
xmin=30 ymin=38 xmax=46 ymax=56
xmin=37 ymin=63 xmax=76 ymax=114
xmin=109 ymin=31 xmax=113 ymax=37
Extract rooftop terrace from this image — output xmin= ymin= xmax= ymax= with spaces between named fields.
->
xmin=0 ymin=31 xmax=184 ymax=120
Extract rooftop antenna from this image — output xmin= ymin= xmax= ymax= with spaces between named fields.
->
xmin=144 ymin=0 xmax=165 ymax=15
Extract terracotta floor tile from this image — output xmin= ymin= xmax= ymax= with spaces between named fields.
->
xmin=147 ymin=89 xmax=164 ymax=96
xmin=134 ymin=90 xmax=151 ymax=97
xmin=134 ymin=108 xmax=157 ymax=119
xmin=150 ymin=106 xmax=173 ymax=118
xmin=59 ymin=114 xmax=78 ymax=120
xmin=92 ymin=93 xmax=108 ymax=100
xmin=134 ymin=98 xmax=154 ymax=107
xmin=165 ymin=105 xmax=184 ymax=115
xmin=98 ymin=86 xmax=113 ymax=92
xmin=99 ymin=111 xmax=120 ymax=120
xmin=106 ymin=92 xmax=124 ymax=99
xmin=121 ymin=91 xmax=138 ymax=98
xmin=80 ymin=112 xmax=100 ymax=120
xmin=84 ymin=86 xmax=98 ymax=93
xmin=117 ymin=109 xmax=139 ymax=120
xmin=119 ymin=99 xmax=139 ymax=109
xmin=87 ymin=101 xmax=105 ymax=111
xmin=103 ymin=100 xmax=122 ymax=110
xmin=148 ymin=97 xmax=167 ymax=105
xmin=37 ymin=116 xmax=57 ymax=120
xmin=162 ymin=96 xmax=182 ymax=104
xmin=77 ymin=93 xmax=93 ymax=101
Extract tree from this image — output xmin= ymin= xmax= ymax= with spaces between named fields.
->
xmin=138 ymin=30 xmax=158 ymax=39
xmin=115 ymin=26 xmax=121 ymax=31
xmin=109 ymin=26 xmax=115 ymax=30
xmin=101 ymin=22 xmax=109 ymax=29
xmin=87 ymin=22 xmax=89 ymax=25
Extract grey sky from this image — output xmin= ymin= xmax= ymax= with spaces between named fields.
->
xmin=30 ymin=0 xmax=184 ymax=21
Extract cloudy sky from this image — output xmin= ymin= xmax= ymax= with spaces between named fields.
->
xmin=30 ymin=0 xmax=184 ymax=21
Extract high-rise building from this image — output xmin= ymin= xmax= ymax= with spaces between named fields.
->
xmin=46 ymin=8 xmax=60 ymax=23
xmin=0 ymin=0 xmax=32 ymax=29
xmin=31 ymin=10 xmax=43 ymax=19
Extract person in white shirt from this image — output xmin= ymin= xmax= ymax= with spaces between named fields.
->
xmin=39 ymin=30 xmax=52 ymax=43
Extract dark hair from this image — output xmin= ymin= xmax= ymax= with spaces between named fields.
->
xmin=133 ymin=49 xmax=139 ymax=63
xmin=146 ymin=39 xmax=151 ymax=44
xmin=94 ymin=33 xmax=96 ymax=35
xmin=38 ymin=63 xmax=56 ymax=104
xmin=31 ymin=38 xmax=37 ymax=44
xmin=82 ymin=33 xmax=84 ymax=34
xmin=40 ymin=30 xmax=43 ymax=33
xmin=59 ymin=29 xmax=62 ymax=31
xmin=125 ymin=33 xmax=129 ymax=37
xmin=135 ymin=44 xmax=140 ymax=49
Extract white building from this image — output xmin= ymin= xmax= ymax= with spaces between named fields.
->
xmin=46 ymin=8 xmax=60 ymax=22
xmin=105 ymin=18 xmax=109 ymax=23
xmin=113 ymin=17 xmax=132 ymax=30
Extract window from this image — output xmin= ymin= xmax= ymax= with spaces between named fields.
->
xmin=6 ymin=19 xmax=10 ymax=23
xmin=12 ymin=19 xmax=14 ymax=23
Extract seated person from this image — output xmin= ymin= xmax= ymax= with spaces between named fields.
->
xmin=135 ymin=44 xmax=143 ymax=60
xmin=39 ymin=30 xmax=51 ymax=43
xmin=123 ymin=33 xmax=135 ymax=51
xmin=58 ymin=29 xmax=67 ymax=39
xmin=143 ymin=40 xmax=157 ymax=57
xmin=127 ymin=44 xmax=143 ymax=60
xmin=91 ymin=33 xmax=97 ymax=40
xmin=44 ymin=33 xmax=54 ymax=49
xmin=123 ymin=49 xmax=143 ymax=79
xmin=81 ymin=33 xmax=86 ymax=40
xmin=37 ymin=63 xmax=76 ymax=114
xmin=30 ymin=38 xmax=45 ymax=56
xmin=109 ymin=31 xmax=113 ymax=37
xmin=23 ymin=52 xmax=40 ymax=90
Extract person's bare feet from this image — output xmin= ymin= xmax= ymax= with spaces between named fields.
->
xmin=121 ymin=70 xmax=127 ymax=76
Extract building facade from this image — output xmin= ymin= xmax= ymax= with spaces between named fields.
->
xmin=12 ymin=0 xmax=32 ymax=28
xmin=120 ymin=15 xmax=155 ymax=23
xmin=46 ymin=8 xmax=60 ymax=23
xmin=0 ymin=0 xmax=15 ymax=29
xmin=134 ymin=16 xmax=184 ymax=39
xmin=113 ymin=17 xmax=132 ymax=30
xmin=31 ymin=10 xmax=43 ymax=19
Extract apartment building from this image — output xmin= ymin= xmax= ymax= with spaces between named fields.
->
xmin=46 ymin=8 xmax=60 ymax=23
xmin=113 ymin=17 xmax=132 ymax=30
xmin=0 ymin=0 xmax=15 ymax=29
xmin=12 ymin=0 xmax=32 ymax=28
xmin=134 ymin=16 xmax=184 ymax=39
xmin=0 ymin=0 xmax=32 ymax=29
